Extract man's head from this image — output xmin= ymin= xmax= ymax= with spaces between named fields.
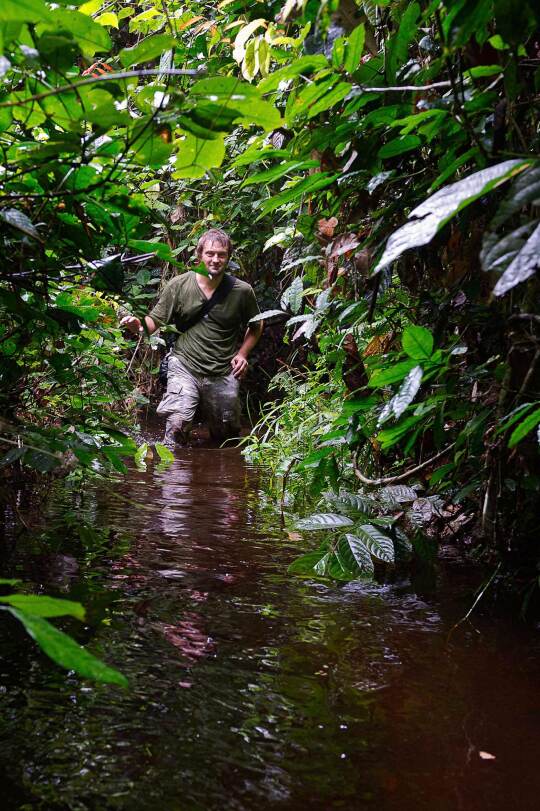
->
xmin=196 ymin=228 xmax=231 ymax=278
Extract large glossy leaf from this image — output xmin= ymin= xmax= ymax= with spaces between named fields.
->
xmin=375 ymin=160 xmax=533 ymax=273
xmin=481 ymin=222 xmax=535 ymax=276
xmin=50 ymin=9 xmax=112 ymax=56
xmin=355 ymin=524 xmax=395 ymax=563
xmin=379 ymin=485 xmax=419 ymax=503
xmin=342 ymin=533 xmax=374 ymax=575
xmin=8 ymin=609 xmax=128 ymax=687
xmin=288 ymin=550 xmax=327 ymax=576
xmin=508 ymin=407 xmax=540 ymax=448
xmin=490 ymin=165 xmax=540 ymax=229
xmin=385 ymin=1 xmax=420 ymax=81
xmin=493 ymin=223 xmax=540 ymax=296
xmin=190 ymin=77 xmax=281 ymax=131
xmin=344 ymin=23 xmax=365 ymax=73
xmin=173 ymin=132 xmax=225 ymax=179
xmin=0 ymin=208 xmax=41 ymax=240
xmin=0 ymin=0 xmax=53 ymax=23
xmin=368 ymin=359 xmax=417 ymax=387
xmin=402 ymin=326 xmax=433 ymax=360
xmin=0 ymin=594 xmax=85 ymax=619
xmin=119 ymin=34 xmax=176 ymax=67
xmin=281 ymin=276 xmax=303 ymax=314
xmin=296 ymin=513 xmax=354 ymax=530
xmin=378 ymin=135 xmax=421 ymax=159
xmin=378 ymin=365 xmax=423 ymax=424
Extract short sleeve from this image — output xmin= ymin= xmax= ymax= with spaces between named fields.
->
xmin=149 ymin=278 xmax=179 ymax=327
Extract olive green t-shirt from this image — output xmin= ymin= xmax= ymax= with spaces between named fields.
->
xmin=149 ymin=272 xmax=260 ymax=377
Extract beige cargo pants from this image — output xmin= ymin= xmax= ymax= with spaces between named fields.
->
xmin=157 ymin=354 xmax=241 ymax=446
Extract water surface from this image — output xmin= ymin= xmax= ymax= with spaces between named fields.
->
xmin=1 ymin=442 xmax=539 ymax=810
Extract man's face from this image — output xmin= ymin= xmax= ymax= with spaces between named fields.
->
xmin=199 ymin=240 xmax=229 ymax=277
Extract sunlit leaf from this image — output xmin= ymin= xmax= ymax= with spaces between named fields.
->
xmin=354 ymin=524 xmax=395 ymax=563
xmin=0 ymin=594 xmax=85 ymax=619
xmin=296 ymin=513 xmax=354 ymax=530
xmin=8 ymin=609 xmax=128 ymax=687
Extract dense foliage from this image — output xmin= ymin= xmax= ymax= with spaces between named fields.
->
xmin=0 ymin=0 xmax=539 ymax=680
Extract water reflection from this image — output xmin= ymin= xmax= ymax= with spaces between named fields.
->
xmin=1 ymin=448 xmax=540 ymax=810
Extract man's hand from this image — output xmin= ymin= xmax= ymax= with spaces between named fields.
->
xmin=231 ymin=352 xmax=249 ymax=379
xmin=120 ymin=315 xmax=143 ymax=335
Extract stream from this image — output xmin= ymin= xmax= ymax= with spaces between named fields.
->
xmin=1 ymin=432 xmax=540 ymax=810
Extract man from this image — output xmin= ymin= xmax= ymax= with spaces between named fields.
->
xmin=121 ymin=228 xmax=263 ymax=448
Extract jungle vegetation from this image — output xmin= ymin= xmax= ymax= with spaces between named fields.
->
xmin=0 ymin=0 xmax=539 ymax=682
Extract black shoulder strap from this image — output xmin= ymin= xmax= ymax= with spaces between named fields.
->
xmin=176 ymin=273 xmax=236 ymax=334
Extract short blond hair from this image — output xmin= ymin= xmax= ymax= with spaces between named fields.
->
xmin=196 ymin=228 xmax=232 ymax=257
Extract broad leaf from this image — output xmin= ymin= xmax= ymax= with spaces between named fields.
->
xmin=155 ymin=443 xmax=174 ymax=464
xmin=375 ymin=160 xmax=533 ymax=273
xmin=344 ymin=23 xmax=365 ymax=73
xmin=281 ymin=276 xmax=303 ymax=314
xmin=296 ymin=513 xmax=354 ymax=530
xmin=368 ymin=359 xmax=417 ymax=387
xmin=0 ymin=208 xmax=41 ymax=240
xmin=119 ymin=34 xmax=175 ymax=67
xmin=379 ymin=485 xmax=419 ymax=503
xmin=249 ymin=310 xmax=286 ymax=323
xmin=0 ymin=594 xmax=85 ymax=619
xmin=402 ymin=326 xmax=433 ymax=360
xmin=9 ymin=609 xmax=128 ymax=687
xmin=355 ymin=524 xmax=395 ymax=563
xmin=256 ymin=173 xmax=339 ymax=218
xmin=258 ymin=55 xmax=328 ymax=93
xmin=378 ymin=365 xmax=423 ymax=424
xmin=508 ymin=407 xmax=540 ymax=448
xmin=288 ymin=551 xmax=327 ymax=576
xmin=173 ymin=132 xmax=225 ymax=179
xmin=493 ymin=223 xmax=540 ymax=296
xmin=342 ymin=533 xmax=374 ymax=574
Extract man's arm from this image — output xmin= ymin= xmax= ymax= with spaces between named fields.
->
xmin=120 ymin=314 xmax=158 ymax=336
xmin=231 ymin=322 xmax=263 ymax=379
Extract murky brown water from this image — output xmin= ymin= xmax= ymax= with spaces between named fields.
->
xmin=1 ymin=435 xmax=540 ymax=810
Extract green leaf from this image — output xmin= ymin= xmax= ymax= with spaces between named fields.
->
xmin=8 ymin=609 xmax=128 ymax=687
xmin=385 ymin=1 xmax=420 ymax=82
xmin=256 ymin=172 xmax=338 ymax=218
xmin=508 ymin=407 xmax=540 ymax=448
xmin=155 ymin=442 xmax=174 ymax=463
xmin=258 ymin=55 xmax=328 ymax=93
xmin=0 ymin=594 xmax=85 ymax=619
xmin=378 ymin=135 xmax=421 ymax=159
xmin=296 ymin=513 xmax=354 ymax=530
xmin=344 ymin=23 xmax=365 ymax=73
xmin=342 ymin=533 xmax=374 ymax=574
xmin=173 ymin=131 xmax=225 ymax=179
xmin=50 ymin=9 xmax=112 ymax=56
xmin=134 ymin=442 xmax=149 ymax=469
xmin=355 ymin=524 xmax=394 ymax=563
xmin=0 ymin=0 xmax=53 ymax=23
xmin=191 ymin=77 xmax=281 ymax=131
xmin=241 ymin=160 xmax=319 ymax=187
xmin=0 ymin=578 xmax=22 ymax=586
xmin=402 ymin=326 xmax=434 ymax=360
xmin=119 ymin=34 xmax=176 ymax=67
xmin=288 ymin=550 xmax=327 ymax=575
xmin=368 ymin=359 xmax=417 ymax=387
xmin=376 ymin=414 xmax=424 ymax=450
xmin=375 ymin=160 xmax=533 ymax=273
